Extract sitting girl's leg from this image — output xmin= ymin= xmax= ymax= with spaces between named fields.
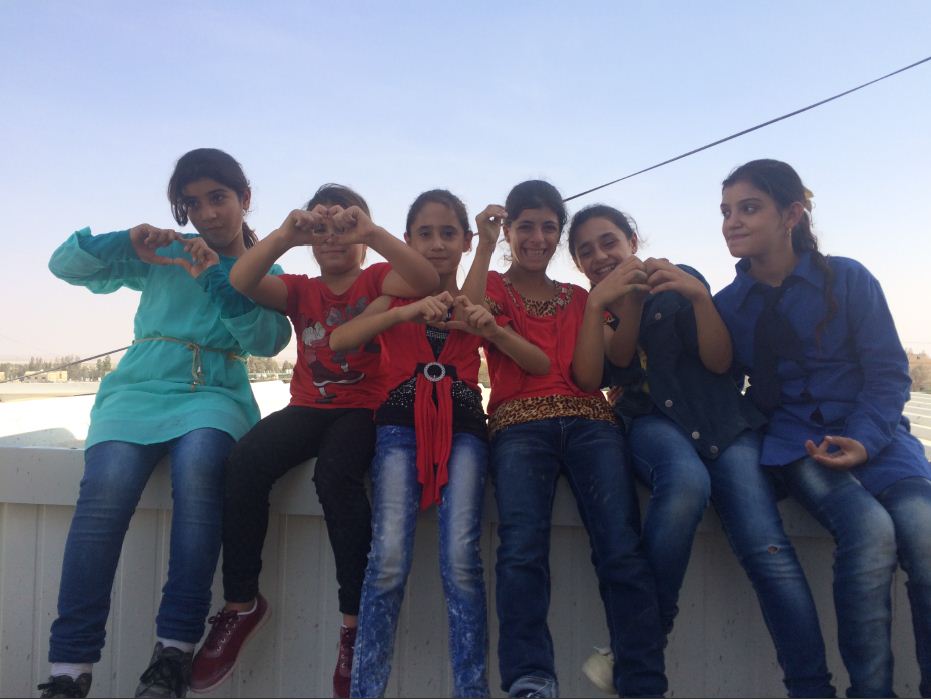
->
xmin=491 ymin=421 xmax=561 ymax=697
xmin=350 ymin=426 xmax=420 ymax=699
xmin=628 ymin=414 xmax=711 ymax=636
xmin=50 ymin=440 xmax=165 ymax=664
xmin=157 ymin=428 xmax=234 ymax=646
xmin=782 ymin=457 xmax=897 ymax=698
xmin=875 ymin=475 xmax=931 ymax=697
xmin=314 ymin=409 xmax=376 ymax=698
xmin=221 ymin=405 xmax=333 ymax=603
xmin=313 ymin=409 xmax=376 ymax=621
xmin=438 ymin=432 xmax=490 ymax=698
xmin=708 ymin=431 xmax=834 ymax=698
xmin=563 ymin=419 xmax=666 ymax=698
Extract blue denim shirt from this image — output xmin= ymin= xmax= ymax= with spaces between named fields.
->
xmin=604 ymin=265 xmax=765 ymax=460
xmin=714 ymin=252 xmax=930 ymax=494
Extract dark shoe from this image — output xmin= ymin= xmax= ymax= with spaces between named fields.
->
xmin=38 ymin=674 xmax=91 ymax=698
xmin=189 ymin=594 xmax=269 ymax=694
xmin=332 ymin=625 xmax=357 ymax=698
xmin=134 ymin=642 xmax=192 ymax=698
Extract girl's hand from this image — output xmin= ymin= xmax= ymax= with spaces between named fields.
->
xmin=475 ymin=204 xmax=507 ymax=249
xmin=645 ymin=258 xmax=709 ymax=304
xmin=277 ymin=207 xmax=330 ymax=247
xmin=590 ymin=257 xmax=650 ymax=310
xmin=441 ymin=296 xmax=501 ymax=339
xmin=177 ymin=237 xmax=220 ymax=278
xmin=399 ymin=291 xmax=455 ymax=324
xmin=329 ymin=205 xmax=380 ymax=245
xmin=129 ymin=224 xmax=181 ymax=265
xmin=805 ymin=435 xmax=869 ymax=470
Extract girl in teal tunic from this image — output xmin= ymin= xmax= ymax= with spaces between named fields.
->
xmin=39 ymin=148 xmax=291 ymax=699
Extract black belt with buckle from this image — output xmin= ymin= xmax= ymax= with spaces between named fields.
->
xmin=416 ymin=362 xmax=458 ymax=383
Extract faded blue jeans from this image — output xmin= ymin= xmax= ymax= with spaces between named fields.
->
xmin=491 ymin=417 xmax=666 ymax=698
xmin=49 ymin=429 xmax=232 ymax=663
xmin=351 ymin=426 xmax=489 ymax=698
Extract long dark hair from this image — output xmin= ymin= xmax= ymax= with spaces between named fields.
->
xmin=723 ymin=159 xmax=837 ymax=341
xmin=167 ymin=148 xmax=257 ymax=248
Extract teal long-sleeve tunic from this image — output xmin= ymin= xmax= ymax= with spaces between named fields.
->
xmin=49 ymin=227 xmax=292 ymax=448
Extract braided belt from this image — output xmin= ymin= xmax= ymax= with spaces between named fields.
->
xmin=133 ymin=336 xmax=244 ymax=389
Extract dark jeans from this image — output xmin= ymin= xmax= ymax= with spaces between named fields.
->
xmin=632 ymin=417 xmax=834 ymax=696
xmin=775 ymin=458 xmax=900 ymax=698
xmin=876 ymin=477 xmax=931 ymax=698
xmin=222 ymin=405 xmax=375 ymax=615
xmin=491 ymin=417 xmax=666 ymax=698
xmin=50 ymin=429 xmax=233 ymax=663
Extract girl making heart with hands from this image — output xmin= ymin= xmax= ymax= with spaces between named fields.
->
xmin=329 ymin=190 xmax=548 ymax=698
xmin=191 ymin=185 xmax=438 ymax=698
xmin=42 ymin=148 xmax=292 ymax=699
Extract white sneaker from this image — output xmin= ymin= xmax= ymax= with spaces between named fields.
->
xmin=581 ymin=646 xmax=614 ymax=694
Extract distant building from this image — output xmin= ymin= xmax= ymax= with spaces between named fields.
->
xmin=46 ymin=371 xmax=69 ymax=383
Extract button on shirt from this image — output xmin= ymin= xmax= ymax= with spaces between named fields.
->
xmin=714 ymin=252 xmax=930 ymax=494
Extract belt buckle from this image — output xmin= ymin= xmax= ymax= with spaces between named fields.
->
xmin=422 ymin=361 xmax=446 ymax=382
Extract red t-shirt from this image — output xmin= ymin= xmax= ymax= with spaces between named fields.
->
xmin=484 ymin=271 xmax=599 ymax=414
xmin=279 ymin=263 xmax=391 ymax=409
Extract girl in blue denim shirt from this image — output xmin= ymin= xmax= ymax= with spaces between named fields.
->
xmin=568 ymin=204 xmax=835 ymax=697
xmin=330 ymin=190 xmax=549 ymax=698
xmin=41 ymin=149 xmax=292 ymax=699
xmin=715 ymin=158 xmax=931 ymax=697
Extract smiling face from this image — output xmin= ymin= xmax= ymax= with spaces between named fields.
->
xmin=720 ymin=180 xmax=797 ymax=259
xmin=181 ymin=177 xmax=249 ymax=255
xmin=504 ymin=207 xmax=561 ymax=273
xmin=311 ymin=226 xmax=366 ymax=276
xmin=572 ymin=216 xmax=637 ymax=285
xmin=404 ymin=201 xmax=471 ymax=277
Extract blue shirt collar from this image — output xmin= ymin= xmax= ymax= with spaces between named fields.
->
xmin=731 ymin=251 xmax=823 ymax=307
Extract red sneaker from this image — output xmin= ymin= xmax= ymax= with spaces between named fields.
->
xmin=332 ymin=625 xmax=357 ymax=698
xmin=189 ymin=594 xmax=270 ymax=694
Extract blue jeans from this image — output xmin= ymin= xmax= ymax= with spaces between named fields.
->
xmin=776 ymin=457 xmax=900 ymax=698
xmin=491 ymin=417 xmax=666 ymax=698
xmin=351 ymin=426 xmax=489 ymax=698
xmin=875 ymin=476 xmax=931 ymax=698
xmin=628 ymin=413 xmax=711 ymax=637
xmin=49 ymin=429 xmax=233 ymax=663
xmin=708 ymin=431 xmax=835 ymax=697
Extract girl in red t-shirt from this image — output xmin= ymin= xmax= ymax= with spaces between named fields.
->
xmin=329 ymin=190 xmax=548 ymax=697
xmin=189 ymin=184 xmax=439 ymax=698
xmin=485 ymin=180 xmax=667 ymax=698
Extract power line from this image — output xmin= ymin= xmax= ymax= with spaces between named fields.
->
xmin=0 ymin=346 xmax=130 ymax=384
xmin=563 ymin=55 xmax=931 ymax=203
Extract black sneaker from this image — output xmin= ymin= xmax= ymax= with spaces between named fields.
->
xmin=38 ymin=674 xmax=92 ymax=698
xmin=134 ymin=642 xmax=193 ymax=698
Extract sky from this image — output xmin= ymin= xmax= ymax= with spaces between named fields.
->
xmin=1 ymin=1 xmax=930 ymax=363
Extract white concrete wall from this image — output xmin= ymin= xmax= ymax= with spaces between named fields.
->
xmin=2 ymin=393 xmax=930 ymax=698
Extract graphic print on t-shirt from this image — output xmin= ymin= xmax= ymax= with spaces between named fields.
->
xmin=298 ymin=296 xmax=379 ymax=404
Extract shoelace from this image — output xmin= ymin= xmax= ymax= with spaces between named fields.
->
xmin=138 ymin=654 xmax=185 ymax=697
xmin=204 ymin=609 xmax=240 ymax=649
xmin=336 ymin=633 xmax=354 ymax=673
xmin=37 ymin=676 xmax=84 ymax=698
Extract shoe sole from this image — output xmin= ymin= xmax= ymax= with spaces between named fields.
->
xmin=189 ymin=607 xmax=272 ymax=694
xmin=581 ymin=653 xmax=615 ymax=695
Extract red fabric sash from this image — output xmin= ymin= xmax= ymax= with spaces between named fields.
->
xmin=381 ymin=300 xmax=481 ymax=510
